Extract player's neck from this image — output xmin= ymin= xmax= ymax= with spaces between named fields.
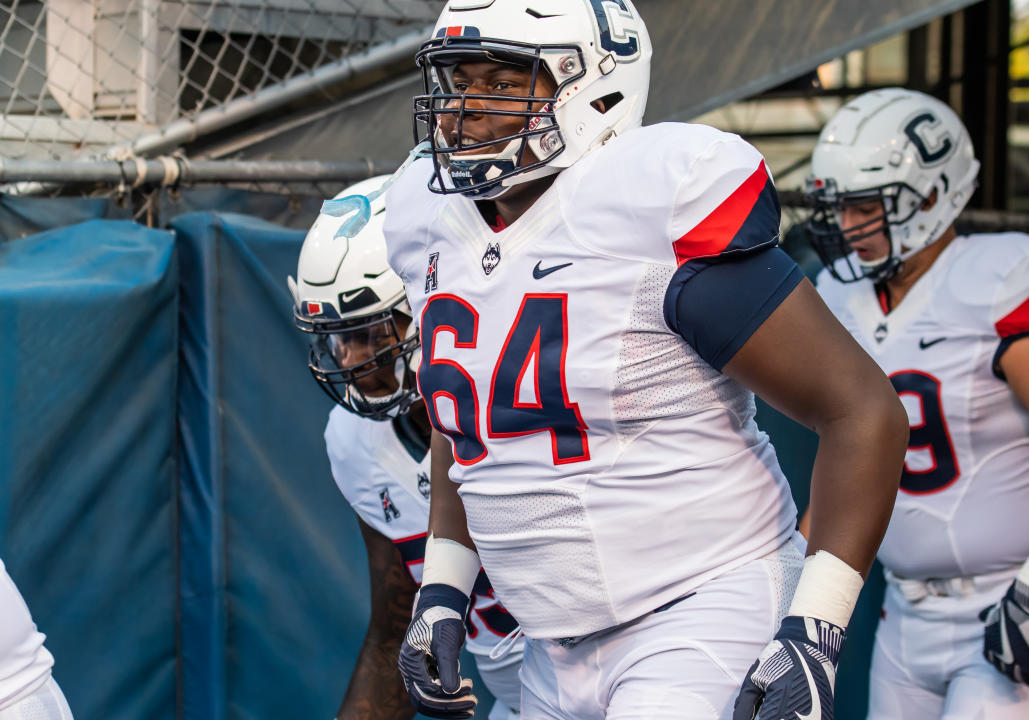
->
xmin=882 ymin=226 xmax=957 ymax=311
xmin=485 ymin=174 xmax=558 ymax=226
xmin=393 ymin=404 xmax=431 ymax=462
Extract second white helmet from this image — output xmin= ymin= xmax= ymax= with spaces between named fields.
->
xmin=288 ymin=175 xmax=421 ymax=420
xmin=806 ymin=87 xmax=979 ymax=282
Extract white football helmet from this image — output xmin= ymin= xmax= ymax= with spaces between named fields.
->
xmin=414 ymin=0 xmax=652 ymax=198
xmin=806 ymin=87 xmax=979 ymax=282
xmin=288 ymin=175 xmax=421 ymax=420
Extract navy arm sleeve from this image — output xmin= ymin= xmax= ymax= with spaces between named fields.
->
xmin=663 ymin=246 xmax=804 ymax=371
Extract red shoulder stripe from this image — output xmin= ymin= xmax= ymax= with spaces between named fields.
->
xmin=996 ymin=295 xmax=1029 ymax=337
xmin=673 ymin=160 xmax=770 ymax=266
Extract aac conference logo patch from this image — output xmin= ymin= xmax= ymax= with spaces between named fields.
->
xmin=379 ymin=488 xmax=401 ymax=523
xmin=425 ymin=252 xmax=439 ymax=293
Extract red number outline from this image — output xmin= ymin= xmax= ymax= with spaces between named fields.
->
xmin=485 ymin=293 xmax=590 ymax=465
xmin=891 ymin=368 xmax=960 ymax=495
xmin=419 ymin=294 xmax=487 ymax=465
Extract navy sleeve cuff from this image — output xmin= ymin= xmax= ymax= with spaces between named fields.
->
xmin=417 ymin=583 xmax=470 ymax=615
xmin=664 ymin=247 xmax=803 ymax=371
xmin=993 ymin=331 xmax=1029 ymax=380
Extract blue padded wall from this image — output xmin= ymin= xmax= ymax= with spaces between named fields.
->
xmin=0 ymin=219 xmax=179 ymax=720
xmin=171 ymin=212 xmax=372 ymax=720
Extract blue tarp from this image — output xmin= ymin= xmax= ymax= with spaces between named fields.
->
xmin=0 ymin=219 xmax=178 ymax=720
xmin=171 ymin=212 xmax=371 ymax=720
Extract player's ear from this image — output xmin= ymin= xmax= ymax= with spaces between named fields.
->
xmin=921 ymin=188 xmax=938 ymax=211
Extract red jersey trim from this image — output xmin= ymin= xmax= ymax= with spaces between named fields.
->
xmin=996 ymin=295 xmax=1029 ymax=338
xmin=489 ymin=213 xmax=507 ymax=233
xmin=672 ymin=160 xmax=769 ymax=266
xmin=877 ymin=286 xmax=890 ymax=315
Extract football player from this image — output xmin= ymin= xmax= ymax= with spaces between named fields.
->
xmin=0 ymin=558 xmax=73 ymax=719
xmin=384 ymin=2 xmax=909 ymax=719
xmin=806 ymin=88 xmax=1029 ymax=718
xmin=289 ymin=177 xmax=523 ymax=720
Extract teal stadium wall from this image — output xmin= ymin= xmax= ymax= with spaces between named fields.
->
xmin=0 ymin=200 xmax=880 ymax=720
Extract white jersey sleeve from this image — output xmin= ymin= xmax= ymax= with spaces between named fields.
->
xmin=0 ymin=559 xmax=54 ymax=709
xmin=938 ymin=233 xmax=1029 ymax=335
xmin=989 ymin=240 xmax=1029 ymax=351
xmin=384 ymin=159 xmax=440 ymax=293
xmin=558 ymin=123 xmax=777 ymax=268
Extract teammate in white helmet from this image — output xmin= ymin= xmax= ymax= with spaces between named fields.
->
xmin=805 ymin=87 xmax=1029 ymax=718
xmin=289 ymin=176 xmax=523 ymax=720
xmin=0 ymin=558 xmax=73 ymax=720
xmin=384 ymin=2 xmax=909 ymax=719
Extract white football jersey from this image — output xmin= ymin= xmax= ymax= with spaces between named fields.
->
xmin=0 ymin=558 xmax=54 ymax=709
xmin=386 ymin=123 xmax=798 ymax=639
xmin=818 ymin=233 xmax=1029 ymax=580
xmin=324 ymin=405 xmax=522 ymax=664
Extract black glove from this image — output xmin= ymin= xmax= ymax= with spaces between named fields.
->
xmin=733 ymin=615 xmax=845 ymax=720
xmin=398 ymin=583 xmax=477 ymax=719
xmin=979 ymin=575 xmax=1029 ymax=685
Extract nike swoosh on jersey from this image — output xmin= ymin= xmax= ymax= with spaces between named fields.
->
xmin=340 ymin=289 xmax=365 ymax=303
xmin=919 ymin=337 xmax=947 ymax=349
xmin=533 ymin=261 xmax=573 ymax=279
xmin=793 ymin=645 xmax=822 ymax=720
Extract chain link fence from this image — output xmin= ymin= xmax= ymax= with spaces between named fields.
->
xmin=0 ymin=0 xmax=442 ymax=222
xmin=0 ymin=1 xmax=441 ymax=162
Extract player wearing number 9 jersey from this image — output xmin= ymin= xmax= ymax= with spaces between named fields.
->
xmin=290 ymin=176 xmax=523 ymax=720
xmin=807 ymin=88 xmax=1029 ymax=718
xmin=385 ymin=2 xmax=910 ymax=718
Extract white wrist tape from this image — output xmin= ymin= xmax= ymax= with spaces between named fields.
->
xmin=1017 ymin=557 xmax=1029 ymax=586
xmin=421 ymin=534 xmax=481 ymax=597
xmin=787 ymin=550 xmax=864 ymax=628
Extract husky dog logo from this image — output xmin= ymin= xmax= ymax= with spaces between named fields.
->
xmin=417 ymin=472 xmax=431 ymax=499
xmin=482 ymin=242 xmax=501 ymax=275
xmin=379 ymin=488 xmax=401 ymax=523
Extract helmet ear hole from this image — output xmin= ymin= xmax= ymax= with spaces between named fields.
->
xmin=591 ymin=92 xmax=623 ymax=114
xmin=921 ymin=187 xmax=939 ymax=211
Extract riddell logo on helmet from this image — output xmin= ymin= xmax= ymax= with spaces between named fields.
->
xmin=306 ymin=301 xmax=323 ymax=315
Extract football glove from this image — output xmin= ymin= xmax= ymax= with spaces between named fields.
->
xmin=979 ymin=575 xmax=1029 ymax=685
xmin=733 ymin=615 xmax=845 ymax=720
xmin=398 ymin=583 xmax=477 ymax=719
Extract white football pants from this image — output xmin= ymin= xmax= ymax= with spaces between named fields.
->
xmin=518 ymin=536 xmax=805 ymax=719
xmin=476 ymin=651 xmax=522 ymax=718
xmin=867 ymin=568 xmax=1029 ymax=719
